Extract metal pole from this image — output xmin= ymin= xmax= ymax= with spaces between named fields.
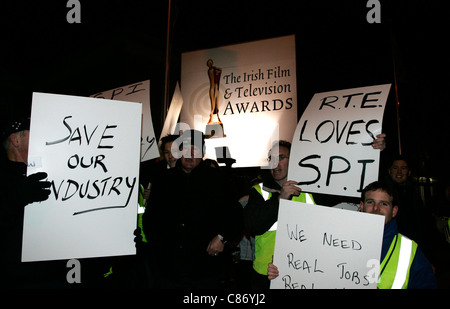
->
xmin=392 ymin=53 xmax=402 ymax=156
xmin=390 ymin=26 xmax=403 ymax=156
xmin=162 ymin=0 xmax=172 ymax=130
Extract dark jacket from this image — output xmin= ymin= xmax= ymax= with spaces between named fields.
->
xmin=0 ymin=159 xmax=28 ymax=268
xmin=0 ymin=157 xmax=64 ymax=288
xmin=382 ymin=219 xmax=437 ymax=289
xmin=386 ymin=177 xmax=446 ymax=267
xmin=143 ymin=160 xmax=242 ymax=287
xmin=244 ymin=173 xmax=281 ymax=236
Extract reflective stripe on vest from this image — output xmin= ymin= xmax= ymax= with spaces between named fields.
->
xmin=378 ymin=234 xmax=417 ymax=289
xmin=253 ymin=183 xmax=315 ymax=275
xmin=392 ymin=236 xmax=413 ymax=289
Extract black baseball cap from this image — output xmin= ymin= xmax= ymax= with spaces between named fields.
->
xmin=1 ymin=117 xmax=30 ymax=142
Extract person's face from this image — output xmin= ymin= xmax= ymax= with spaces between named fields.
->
xmin=360 ymin=189 xmax=398 ymax=224
xmin=389 ymin=160 xmax=410 ymax=184
xmin=180 ymin=145 xmax=202 ymax=173
xmin=445 ymin=185 xmax=450 ymax=202
xmin=163 ymin=141 xmax=177 ymax=168
xmin=269 ymin=145 xmax=290 ymax=184
xmin=10 ymin=130 xmax=30 ymax=164
xmin=18 ymin=130 xmax=29 ymax=155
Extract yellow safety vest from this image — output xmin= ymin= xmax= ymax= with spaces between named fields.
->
xmin=253 ymin=183 xmax=315 ymax=275
xmin=137 ymin=184 xmax=147 ymax=243
xmin=378 ymin=234 xmax=418 ymax=289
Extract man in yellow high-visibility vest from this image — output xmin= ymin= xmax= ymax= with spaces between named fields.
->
xmin=244 ymin=140 xmax=315 ymax=289
xmin=268 ymin=181 xmax=437 ymax=289
xmin=360 ymin=181 xmax=437 ymax=289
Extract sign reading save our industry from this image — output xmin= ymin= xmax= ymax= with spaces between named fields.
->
xmin=23 ymin=92 xmax=141 ymax=262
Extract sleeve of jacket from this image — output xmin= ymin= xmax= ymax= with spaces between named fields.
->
xmin=407 ymin=247 xmax=438 ymax=289
xmin=142 ymin=173 xmax=170 ymax=246
xmin=213 ymin=169 xmax=244 ymax=245
xmin=244 ymin=187 xmax=280 ymax=236
xmin=219 ymin=200 xmax=244 ymax=245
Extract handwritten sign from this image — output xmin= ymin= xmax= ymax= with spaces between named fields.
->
xmin=22 ymin=92 xmax=141 ymax=262
xmin=91 ymin=80 xmax=159 ymax=162
xmin=271 ymin=200 xmax=384 ymax=289
xmin=180 ymin=35 xmax=297 ymax=167
xmin=289 ymin=84 xmax=391 ymax=197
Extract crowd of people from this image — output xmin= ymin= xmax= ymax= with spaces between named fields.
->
xmin=1 ymin=116 xmax=449 ymax=289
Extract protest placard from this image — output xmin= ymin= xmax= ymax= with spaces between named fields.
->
xmin=289 ymin=84 xmax=391 ymax=197
xmin=271 ymin=200 xmax=385 ymax=289
xmin=180 ymin=35 xmax=298 ymax=167
xmin=22 ymin=92 xmax=141 ymax=262
xmin=91 ymin=80 xmax=159 ymax=162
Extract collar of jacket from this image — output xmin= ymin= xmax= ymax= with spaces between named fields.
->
xmin=174 ymin=158 xmax=210 ymax=176
xmin=381 ymin=219 xmax=399 ymax=260
xmin=1 ymin=157 xmax=27 ymax=176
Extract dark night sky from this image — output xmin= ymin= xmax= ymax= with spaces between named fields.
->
xmin=1 ymin=0 xmax=449 ymax=180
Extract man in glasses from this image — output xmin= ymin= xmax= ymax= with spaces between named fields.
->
xmin=244 ymin=140 xmax=316 ymax=289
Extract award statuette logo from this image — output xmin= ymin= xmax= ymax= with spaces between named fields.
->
xmin=205 ymin=59 xmax=225 ymax=138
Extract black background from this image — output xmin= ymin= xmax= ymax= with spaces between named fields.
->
xmin=1 ymin=0 xmax=448 ymax=181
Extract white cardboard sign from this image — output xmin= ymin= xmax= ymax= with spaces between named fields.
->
xmin=288 ymin=84 xmax=391 ymax=197
xmin=271 ymin=200 xmax=385 ymax=289
xmin=91 ymin=80 xmax=159 ymax=162
xmin=22 ymin=92 xmax=141 ymax=262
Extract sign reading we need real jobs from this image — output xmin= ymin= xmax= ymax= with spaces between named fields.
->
xmin=271 ymin=200 xmax=385 ymax=289
xmin=22 ymin=93 xmax=141 ymax=262
xmin=289 ymin=84 xmax=391 ymax=198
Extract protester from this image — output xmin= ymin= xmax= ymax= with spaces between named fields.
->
xmin=143 ymin=130 xmax=243 ymax=288
xmin=385 ymin=155 xmax=448 ymax=272
xmin=244 ymin=140 xmax=316 ymax=289
xmin=137 ymin=134 xmax=179 ymax=236
xmin=433 ymin=178 xmax=450 ymax=236
xmin=0 ymin=117 xmax=66 ymax=288
xmin=361 ymin=181 xmax=437 ymax=288
xmin=268 ymin=181 xmax=437 ymax=289
xmin=139 ymin=134 xmax=179 ymax=201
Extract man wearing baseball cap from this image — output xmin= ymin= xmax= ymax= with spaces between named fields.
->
xmin=0 ymin=117 xmax=55 ymax=288
xmin=143 ymin=130 xmax=243 ymax=288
